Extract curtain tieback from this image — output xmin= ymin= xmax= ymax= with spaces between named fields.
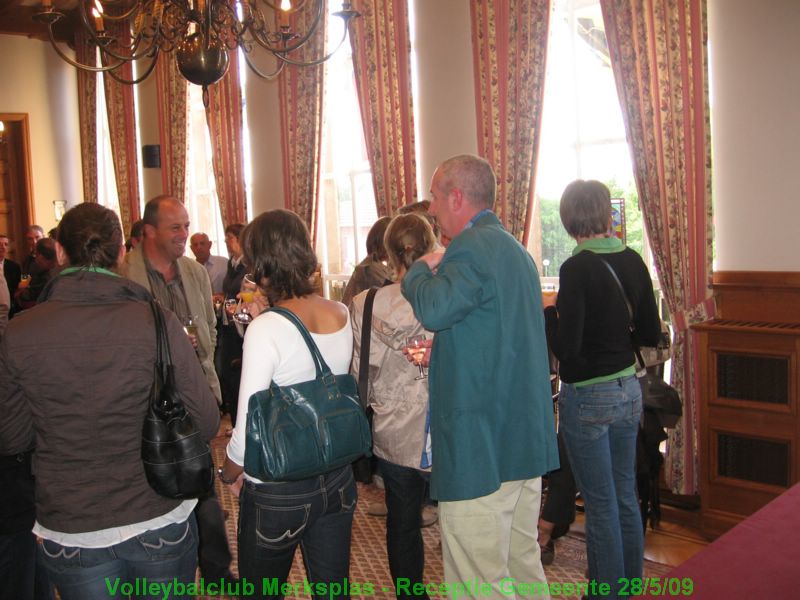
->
xmin=672 ymin=296 xmax=717 ymax=334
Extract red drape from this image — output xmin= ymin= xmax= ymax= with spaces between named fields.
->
xmin=156 ymin=53 xmax=189 ymax=202
xmin=102 ymin=23 xmax=141 ymax=234
xmin=470 ymin=0 xmax=552 ymax=244
xmin=601 ymin=0 xmax=715 ymax=494
xmin=349 ymin=0 xmax=417 ymax=216
xmin=206 ymin=50 xmax=248 ymax=227
xmin=279 ymin=5 xmax=327 ymax=241
xmin=75 ymin=28 xmax=97 ymax=203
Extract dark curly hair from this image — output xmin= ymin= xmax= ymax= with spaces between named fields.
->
xmin=240 ymin=209 xmax=317 ymax=306
xmin=56 ymin=203 xmax=123 ymax=268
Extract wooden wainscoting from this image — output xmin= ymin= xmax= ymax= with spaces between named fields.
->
xmin=694 ymin=271 xmax=800 ymax=538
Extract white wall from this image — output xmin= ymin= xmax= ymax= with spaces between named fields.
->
xmin=412 ymin=0 xmax=478 ymax=192
xmin=709 ymin=0 xmax=800 ymax=272
xmin=245 ymin=64 xmax=285 ymax=218
xmin=0 ymin=35 xmax=83 ymax=230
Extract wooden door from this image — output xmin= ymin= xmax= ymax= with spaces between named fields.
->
xmin=0 ymin=113 xmax=34 ymax=262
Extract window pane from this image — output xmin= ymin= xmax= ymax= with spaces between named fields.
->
xmin=534 ymin=0 xmax=645 ymax=278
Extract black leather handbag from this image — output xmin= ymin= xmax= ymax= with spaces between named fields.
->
xmin=244 ymin=307 xmax=372 ymax=481
xmin=141 ymin=301 xmax=215 ymax=498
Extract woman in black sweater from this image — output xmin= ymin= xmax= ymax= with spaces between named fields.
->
xmin=544 ymin=180 xmax=660 ymax=600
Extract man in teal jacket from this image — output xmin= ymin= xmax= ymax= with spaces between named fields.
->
xmin=402 ymin=155 xmax=558 ymax=596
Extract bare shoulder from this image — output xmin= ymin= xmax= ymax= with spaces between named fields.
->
xmin=282 ymin=295 xmax=349 ymax=334
xmin=313 ymin=295 xmax=349 ymax=329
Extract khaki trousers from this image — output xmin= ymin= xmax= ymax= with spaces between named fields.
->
xmin=439 ymin=478 xmax=550 ymax=600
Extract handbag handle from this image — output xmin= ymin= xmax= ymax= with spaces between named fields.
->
xmin=597 ymin=257 xmax=646 ymax=368
xmin=358 ymin=288 xmax=379 ymax=409
xmin=267 ymin=306 xmax=339 ymax=388
xmin=149 ymin=300 xmax=176 ymax=409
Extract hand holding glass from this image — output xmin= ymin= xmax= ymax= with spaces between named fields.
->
xmin=233 ymin=274 xmax=259 ymax=325
xmin=406 ymin=335 xmax=428 ymax=380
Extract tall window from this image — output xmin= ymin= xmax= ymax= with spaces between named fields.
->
xmin=316 ymin=8 xmax=377 ymax=298
xmin=185 ymin=85 xmax=228 ymax=258
xmin=95 ymin=74 xmax=122 ymax=217
xmin=534 ymin=0 xmax=650 ymax=278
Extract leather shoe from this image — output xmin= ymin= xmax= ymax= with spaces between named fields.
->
xmin=540 ymin=538 xmax=555 ymax=565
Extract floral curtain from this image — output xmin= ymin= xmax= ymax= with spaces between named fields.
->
xmin=75 ymin=28 xmax=97 ymax=203
xmin=156 ymin=53 xmax=188 ymax=202
xmin=206 ymin=50 xmax=248 ymax=227
xmin=601 ymin=0 xmax=715 ymax=495
xmin=349 ymin=0 xmax=417 ymax=217
xmin=102 ymin=23 xmax=141 ymax=234
xmin=279 ymin=5 xmax=327 ymax=242
xmin=470 ymin=0 xmax=552 ymax=244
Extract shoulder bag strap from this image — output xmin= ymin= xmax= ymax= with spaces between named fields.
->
xmin=149 ymin=300 xmax=174 ymax=409
xmin=267 ymin=306 xmax=334 ymax=383
xmin=597 ymin=257 xmax=646 ymax=368
xmin=357 ymin=287 xmax=379 ymax=407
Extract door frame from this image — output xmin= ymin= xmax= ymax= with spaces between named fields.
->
xmin=0 ymin=112 xmax=35 ymax=261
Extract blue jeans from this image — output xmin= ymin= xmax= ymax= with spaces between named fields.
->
xmin=377 ymin=458 xmax=430 ymax=599
xmin=559 ymin=376 xmax=643 ymax=600
xmin=238 ymin=465 xmax=357 ymax=600
xmin=37 ymin=515 xmax=198 ymax=600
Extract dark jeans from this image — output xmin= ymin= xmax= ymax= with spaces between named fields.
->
xmin=37 ymin=515 xmax=198 ymax=600
xmin=218 ymin=325 xmax=244 ymax=423
xmin=196 ymin=488 xmax=233 ymax=579
xmin=238 ymin=466 xmax=357 ymax=600
xmin=0 ymin=530 xmax=54 ymax=600
xmin=378 ymin=458 xmax=430 ymax=600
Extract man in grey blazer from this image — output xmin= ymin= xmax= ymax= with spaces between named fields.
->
xmin=121 ymin=196 xmax=234 ymax=585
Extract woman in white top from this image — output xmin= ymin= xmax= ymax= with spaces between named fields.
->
xmin=350 ymin=213 xmax=437 ymax=599
xmin=221 ymin=209 xmax=356 ymax=599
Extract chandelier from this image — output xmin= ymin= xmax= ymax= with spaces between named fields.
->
xmin=33 ymin=0 xmax=359 ymax=88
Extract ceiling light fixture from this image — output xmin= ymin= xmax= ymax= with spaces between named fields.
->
xmin=34 ymin=0 xmax=359 ymax=89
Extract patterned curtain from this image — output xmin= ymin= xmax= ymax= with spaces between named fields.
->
xmin=349 ymin=0 xmax=417 ymax=217
xmin=75 ymin=28 xmax=97 ymax=203
xmin=206 ymin=50 xmax=248 ymax=227
xmin=102 ymin=23 xmax=141 ymax=234
xmin=470 ymin=0 xmax=552 ymax=244
xmin=156 ymin=53 xmax=188 ymax=202
xmin=279 ymin=4 xmax=327 ymax=242
xmin=601 ymin=0 xmax=715 ymax=495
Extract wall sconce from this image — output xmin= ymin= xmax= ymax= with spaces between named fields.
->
xmin=0 ymin=121 xmax=5 ymax=144
xmin=53 ymin=200 xmax=66 ymax=222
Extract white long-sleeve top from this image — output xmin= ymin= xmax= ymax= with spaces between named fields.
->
xmin=226 ymin=309 xmax=353 ymax=482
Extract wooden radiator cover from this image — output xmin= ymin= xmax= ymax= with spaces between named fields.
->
xmin=694 ymin=271 xmax=800 ymax=538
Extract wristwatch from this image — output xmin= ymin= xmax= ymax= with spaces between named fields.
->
xmin=217 ymin=467 xmax=238 ymax=485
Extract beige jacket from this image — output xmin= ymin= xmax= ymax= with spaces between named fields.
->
xmin=350 ymin=284 xmax=430 ymax=470
xmin=121 ymin=246 xmax=222 ymax=402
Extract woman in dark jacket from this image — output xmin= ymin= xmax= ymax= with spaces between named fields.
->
xmin=0 ymin=203 xmax=219 ymax=600
xmin=544 ymin=180 xmax=660 ymax=600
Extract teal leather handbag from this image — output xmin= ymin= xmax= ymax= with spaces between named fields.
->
xmin=244 ymin=307 xmax=372 ymax=481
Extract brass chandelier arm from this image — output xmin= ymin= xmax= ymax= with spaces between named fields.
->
xmin=241 ymin=51 xmax=287 ymax=81
xmin=266 ymin=20 xmax=351 ymax=68
xmin=103 ymin=52 xmax=160 ymax=84
xmin=45 ymin=27 xmax=129 ymax=73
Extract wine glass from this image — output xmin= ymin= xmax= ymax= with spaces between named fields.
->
xmin=233 ymin=274 xmax=257 ymax=325
xmin=406 ymin=334 xmax=428 ymax=380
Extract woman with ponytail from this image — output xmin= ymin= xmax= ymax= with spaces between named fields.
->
xmin=0 ymin=203 xmax=219 ymax=600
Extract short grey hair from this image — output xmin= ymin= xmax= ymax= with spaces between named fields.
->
xmin=559 ymin=180 xmax=612 ymax=238
xmin=437 ymin=154 xmax=496 ymax=209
